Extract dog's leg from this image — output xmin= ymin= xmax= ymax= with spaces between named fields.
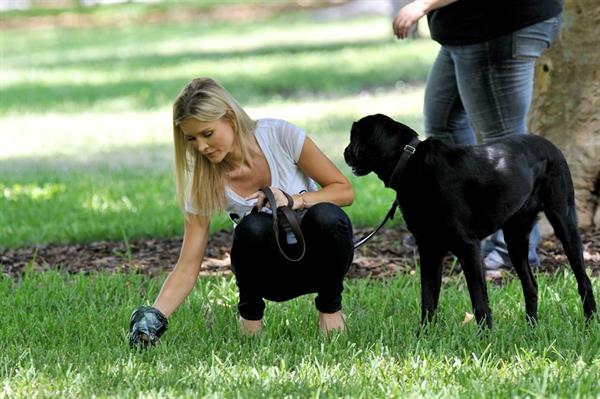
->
xmin=417 ymin=244 xmax=445 ymax=326
xmin=456 ymin=241 xmax=492 ymax=329
xmin=503 ymin=216 xmax=539 ymax=324
xmin=545 ymin=207 xmax=597 ymax=320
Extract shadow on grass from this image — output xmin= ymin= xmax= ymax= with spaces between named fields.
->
xmin=28 ymin=38 xmax=394 ymax=70
xmin=2 ymin=10 xmax=386 ymax=56
xmin=1 ymin=60 xmax=429 ymax=113
xmin=1 ymin=39 xmax=433 ymax=113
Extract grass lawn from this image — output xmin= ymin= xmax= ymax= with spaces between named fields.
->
xmin=0 ymin=5 xmax=436 ymax=249
xmin=1 ymin=270 xmax=599 ymax=398
xmin=1 ymin=3 xmax=599 ymax=398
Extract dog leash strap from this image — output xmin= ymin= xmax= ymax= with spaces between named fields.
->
xmin=281 ymin=191 xmax=294 ymax=207
xmin=259 ymin=187 xmax=306 ymax=262
xmin=353 ymin=201 xmax=398 ymax=250
xmin=260 ymin=186 xmax=280 ymax=238
xmin=278 ymin=205 xmax=306 ymax=261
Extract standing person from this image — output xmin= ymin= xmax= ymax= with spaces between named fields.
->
xmin=129 ymin=78 xmax=354 ymax=347
xmin=393 ymin=0 xmax=562 ymax=270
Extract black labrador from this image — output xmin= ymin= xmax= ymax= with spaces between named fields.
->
xmin=344 ymin=113 xmax=596 ymax=328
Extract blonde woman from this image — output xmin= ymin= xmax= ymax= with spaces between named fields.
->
xmin=128 ymin=78 xmax=354 ymax=346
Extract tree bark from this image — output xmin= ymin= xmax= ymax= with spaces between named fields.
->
xmin=529 ymin=0 xmax=600 ymax=233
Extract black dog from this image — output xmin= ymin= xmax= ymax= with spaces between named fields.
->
xmin=344 ymin=114 xmax=596 ymax=328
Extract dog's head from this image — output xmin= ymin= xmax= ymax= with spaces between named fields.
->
xmin=344 ymin=114 xmax=419 ymax=179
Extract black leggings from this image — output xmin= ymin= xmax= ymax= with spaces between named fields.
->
xmin=230 ymin=202 xmax=354 ymax=320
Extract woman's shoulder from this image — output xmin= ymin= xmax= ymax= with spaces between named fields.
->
xmin=256 ymin=118 xmax=306 ymax=162
xmin=256 ymin=118 xmax=304 ymax=139
xmin=256 ymin=118 xmax=299 ymax=132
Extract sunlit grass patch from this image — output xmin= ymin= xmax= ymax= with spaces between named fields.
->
xmin=0 ymin=182 xmax=66 ymax=202
xmin=0 ymin=85 xmax=424 ymax=159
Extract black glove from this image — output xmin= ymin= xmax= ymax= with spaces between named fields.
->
xmin=128 ymin=305 xmax=168 ymax=349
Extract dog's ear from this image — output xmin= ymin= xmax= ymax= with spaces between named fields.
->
xmin=370 ymin=114 xmax=418 ymax=148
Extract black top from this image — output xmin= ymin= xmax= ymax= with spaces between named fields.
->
xmin=427 ymin=0 xmax=562 ymax=45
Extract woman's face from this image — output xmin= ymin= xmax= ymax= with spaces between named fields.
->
xmin=179 ymin=117 xmax=236 ymax=163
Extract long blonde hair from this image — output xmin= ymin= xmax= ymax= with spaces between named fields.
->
xmin=172 ymin=78 xmax=256 ymax=217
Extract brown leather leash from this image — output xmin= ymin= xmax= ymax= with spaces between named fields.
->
xmin=258 ymin=187 xmax=397 ymax=257
xmin=258 ymin=187 xmax=306 ymax=262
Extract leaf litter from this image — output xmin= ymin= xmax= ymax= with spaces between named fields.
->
xmin=2 ymin=228 xmax=599 ymax=283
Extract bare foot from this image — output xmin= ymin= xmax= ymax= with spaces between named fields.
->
xmin=239 ymin=316 xmax=262 ymax=335
xmin=319 ymin=311 xmax=346 ymax=335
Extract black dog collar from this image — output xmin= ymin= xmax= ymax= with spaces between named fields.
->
xmin=387 ymin=137 xmax=420 ymax=187
xmin=353 ymin=137 xmax=419 ymax=250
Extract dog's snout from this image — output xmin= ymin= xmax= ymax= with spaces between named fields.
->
xmin=343 ymin=145 xmax=353 ymax=165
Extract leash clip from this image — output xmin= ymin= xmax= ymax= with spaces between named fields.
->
xmin=404 ymin=144 xmax=416 ymax=154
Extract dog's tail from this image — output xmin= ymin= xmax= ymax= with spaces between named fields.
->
xmin=536 ymin=137 xmax=577 ymax=219
xmin=538 ymin=137 xmax=597 ymax=319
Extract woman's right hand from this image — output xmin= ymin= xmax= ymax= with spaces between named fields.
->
xmin=393 ymin=1 xmax=427 ymax=39
xmin=128 ymin=305 xmax=169 ymax=348
xmin=392 ymin=0 xmax=459 ymax=39
xmin=245 ymin=187 xmax=292 ymax=209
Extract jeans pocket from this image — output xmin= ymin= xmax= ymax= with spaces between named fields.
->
xmin=512 ymin=16 xmax=561 ymax=60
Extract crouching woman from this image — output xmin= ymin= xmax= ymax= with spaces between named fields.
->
xmin=128 ymin=78 xmax=354 ymax=346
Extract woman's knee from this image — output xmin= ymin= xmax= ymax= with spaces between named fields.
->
xmin=303 ymin=203 xmax=352 ymax=233
xmin=231 ymin=213 xmax=273 ymax=272
xmin=233 ymin=212 xmax=272 ymax=243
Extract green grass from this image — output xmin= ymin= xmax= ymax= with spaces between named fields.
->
xmin=0 ymin=0 xmax=269 ymax=19
xmin=2 ymin=5 xmax=599 ymax=399
xmin=0 ymin=12 xmax=437 ymax=115
xmin=0 ymin=9 xmax=433 ymax=249
xmin=0 ymin=155 xmax=397 ymax=248
xmin=1 ymin=270 xmax=599 ymax=398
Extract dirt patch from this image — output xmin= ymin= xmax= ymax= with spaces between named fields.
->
xmin=2 ymin=227 xmax=599 ymax=282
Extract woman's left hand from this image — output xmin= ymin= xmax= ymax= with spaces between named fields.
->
xmin=245 ymin=187 xmax=291 ymax=209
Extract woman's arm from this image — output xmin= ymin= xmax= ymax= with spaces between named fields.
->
xmin=151 ymin=213 xmax=210 ymax=317
xmin=291 ymin=136 xmax=354 ymax=209
xmin=245 ymin=135 xmax=354 ymax=210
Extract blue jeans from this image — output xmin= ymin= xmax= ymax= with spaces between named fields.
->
xmin=423 ymin=16 xmax=561 ymax=265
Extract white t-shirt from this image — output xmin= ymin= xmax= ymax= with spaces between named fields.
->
xmin=184 ymin=118 xmax=318 ymax=222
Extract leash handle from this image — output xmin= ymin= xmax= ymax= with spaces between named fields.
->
xmin=259 ymin=187 xmax=306 ymax=262
xmin=353 ymin=201 xmax=398 ymax=250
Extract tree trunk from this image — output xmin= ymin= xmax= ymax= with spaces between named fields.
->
xmin=529 ymin=0 xmax=600 ymax=233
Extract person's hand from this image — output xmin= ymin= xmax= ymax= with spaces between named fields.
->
xmin=128 ymin=305 xmax=168 ymax=349
xmin=245 ymin=187 xmax=292 ymax=209
xmin=392 ymin=1 xmax=427 ymax=39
